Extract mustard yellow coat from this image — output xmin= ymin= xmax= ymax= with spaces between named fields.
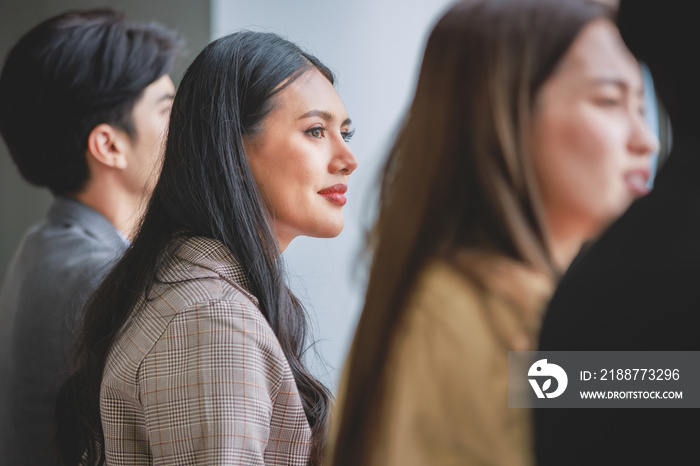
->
xmin=330 ymin=256 xmax=552 ymax=465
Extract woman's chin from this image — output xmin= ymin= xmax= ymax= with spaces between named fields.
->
xmin=310 ymin=221 xmax=345 ymax=239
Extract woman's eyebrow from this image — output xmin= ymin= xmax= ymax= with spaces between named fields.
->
xmin=589 ymin=77 xmax=644 ymax=97
xmin=299 ymin=109 xmax=333 ymax=121
xmin=299 ymin=109 xmax=352 ymax=126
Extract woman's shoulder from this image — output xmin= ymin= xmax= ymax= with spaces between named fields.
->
xmin=151 ymin=235 xmax=259 ymax=308
xmin=413 ymin=252 xmax=552 ymax=309
xmin=145 ymin=235 xmax=275 ymax=339
xmin=374 ymin=254 xmax=544 ymax=466
xmin=403 ymin=253 xmax=553 ymax=351
xmin=417 ymin=252 xmax=551 ymax=298
xmin=107 ymin=236 xmax=279 ymax=374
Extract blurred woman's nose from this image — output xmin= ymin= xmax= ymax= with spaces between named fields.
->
xmin=629 ymin=113 xmax=659 ymax=157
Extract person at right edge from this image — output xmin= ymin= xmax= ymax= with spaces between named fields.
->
xmin=535 ymin=0 xmax=700 ymax=464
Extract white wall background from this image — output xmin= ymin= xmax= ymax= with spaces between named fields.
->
xmin=211 ymin=0 xmax=456 ymax=390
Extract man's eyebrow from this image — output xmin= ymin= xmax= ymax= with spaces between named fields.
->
xmin=157 ymin=92 xmax=175 ymax=103
xmin=299 ymin=109 xmax=352 ymax=126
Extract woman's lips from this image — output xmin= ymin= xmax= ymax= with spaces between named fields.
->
xmin=318 ymin=184 xmax=348 ymax=206
xmin=625 ymin=169 xmax=651 ymax=196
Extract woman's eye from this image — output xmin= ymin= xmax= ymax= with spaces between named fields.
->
xmin=595 ymin=96 xmax=622 ymax=107
xmin=342 ymin=129 xmax=355 ymax=143
xmin=306 ymin=127 xmax=325 ymax=138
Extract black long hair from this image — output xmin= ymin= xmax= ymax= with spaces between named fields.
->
xmin=55 ymin=31 xmax=333 ymax=466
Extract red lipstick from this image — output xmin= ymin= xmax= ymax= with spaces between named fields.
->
xmin=318 ymin=184 xmax=348 ymax=206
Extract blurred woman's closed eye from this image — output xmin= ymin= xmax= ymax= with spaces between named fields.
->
xmin=594 ymin=96 xmax=622 ymax=107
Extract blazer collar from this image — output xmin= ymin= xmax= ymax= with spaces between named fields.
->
xmin=168 ymin=235 xmax=258 ymax=305
xmin=47 ymin=196 xmax=128 ymax=249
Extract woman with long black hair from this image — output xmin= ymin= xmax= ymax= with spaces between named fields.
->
xmin=55 ymin=31 xmax=357 ymax=466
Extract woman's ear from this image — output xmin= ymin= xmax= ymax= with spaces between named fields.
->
xmin=86 ymin=123 xmax=129 ymax=170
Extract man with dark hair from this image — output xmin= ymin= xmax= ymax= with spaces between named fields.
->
xmin=535 ymin=0 xmax=700 ymax=463
xmin=0 ymin=9 xmax=181 ymax=465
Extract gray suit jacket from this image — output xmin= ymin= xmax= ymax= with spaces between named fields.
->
xmin=0 ymin=196 xmax=127 ymax=466
xmin=101 ymin=236 xmax=313 ymax=465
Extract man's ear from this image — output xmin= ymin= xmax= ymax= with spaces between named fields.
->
xmin=86 ymin=123 xmax=129 ymax=170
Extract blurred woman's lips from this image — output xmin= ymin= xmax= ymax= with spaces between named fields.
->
xmin=625 ymin=169 xmax=651 ymax=196
xmin=318 ymin=184 xmax=347 ymax=206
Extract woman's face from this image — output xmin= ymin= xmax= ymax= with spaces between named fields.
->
xmin=531 ymin=19 xmax=658 ymax=254
xmin=246 ymin=68 xmax=358 ymax=252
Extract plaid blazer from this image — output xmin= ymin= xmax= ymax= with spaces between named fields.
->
xmin=101 ymin=236 xmax=312 ymax=465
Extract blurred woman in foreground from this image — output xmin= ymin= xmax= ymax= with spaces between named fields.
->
xmin=329 ymin=0 xmax=657 ymax=464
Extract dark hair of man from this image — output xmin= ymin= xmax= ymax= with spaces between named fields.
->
xmin=0 ymin=9 xmax=181 ymax=196
xmin=55 ymin=31 xmax=333 ymax=466
xmin=330 ymin=0 xmax=611 ymax=464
